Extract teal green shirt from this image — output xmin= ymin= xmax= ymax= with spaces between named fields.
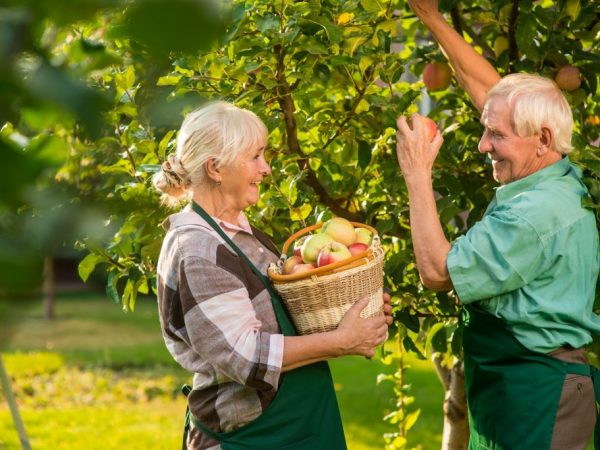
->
xmin=447 ymin=157 xmax=600 ymax=353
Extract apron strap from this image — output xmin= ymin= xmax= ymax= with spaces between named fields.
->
xmin=592 ymin=367 xmax=600 ymax=450
xmin=190 ymin=201 xmax=297 ymax=336
xmin=181 ymin=384 xmax=192 ymax=450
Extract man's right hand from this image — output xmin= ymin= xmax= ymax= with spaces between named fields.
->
xmin=408 ymin=0 xmax=440 ymax=20
xmin=395 ymin=113 xmax=443 ymax=181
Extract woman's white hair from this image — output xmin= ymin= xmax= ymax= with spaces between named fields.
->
xmin=485 ymin=73 xmax=573 ymax=154
xmin=153 ymin=101 xmax=268 ymax=205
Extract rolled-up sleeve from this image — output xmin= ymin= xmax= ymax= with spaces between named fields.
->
xmin=447 ymin=210 xmax=547 ymax=304
xmin=179 ymin=255 xmax=283 ymax=391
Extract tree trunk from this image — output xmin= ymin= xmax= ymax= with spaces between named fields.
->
xmin=432 ymin=355 xmax=469 ymax=450
xmin=43 ymin=256 xmax=54 ymax=320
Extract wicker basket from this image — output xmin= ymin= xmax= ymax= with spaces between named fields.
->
xmin=267 ymin=222 xmax=385 ymax=335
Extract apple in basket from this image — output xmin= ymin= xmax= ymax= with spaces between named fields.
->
xmin=354 ymin=228 xmax=373 ymax=246
xmin=301 ymin=233 xmax=335 ymax=264
xmin=317 ymin=242 xmax=352 ymax=267
xmin=348 ymin=242 xmax=369 ymax=256
xmin=291 ymin=263 xmax=315 ymax=274
xmin=293 ymin=235 xmax=309 ymax=258
xmin=321 ymin=217 xmax=356 ymax=247
xmin=282 ymin=255 xmax=304 ymax=275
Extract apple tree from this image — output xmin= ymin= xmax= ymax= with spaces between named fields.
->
xmin=2 ymin=0 xmax=599 ymax=449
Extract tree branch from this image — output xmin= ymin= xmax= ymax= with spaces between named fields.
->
xmin=508 ymin=0 xmax=519 ymax=71
xmin=273 ymin=42 xmax=363 ymax=221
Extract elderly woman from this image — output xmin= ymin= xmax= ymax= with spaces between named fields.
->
xmin=153 ymin=101 xmax=391 ymax=450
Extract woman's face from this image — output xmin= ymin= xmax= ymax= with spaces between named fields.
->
xmin=219 ymin=142 xmax=271 ymax=212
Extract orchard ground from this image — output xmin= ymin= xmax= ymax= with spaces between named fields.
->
xmin=0 ymin=292 xmax=443 ymax=450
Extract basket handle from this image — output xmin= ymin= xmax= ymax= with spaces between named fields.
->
xmin=281 ymin=221 xmax=378 ymax=255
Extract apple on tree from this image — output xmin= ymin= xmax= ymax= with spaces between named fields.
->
xmin=317 ymin=242 xmax=352 ymax=267
xmin=300 ymin=233 xmax=335 ymax=264
xmin=555 ymin=65 xmax=581 ymax=91
xmin=321 ymin=217 xmax=356 ymax=246
xmin=422 ymin=61 xmax=452 ymax=91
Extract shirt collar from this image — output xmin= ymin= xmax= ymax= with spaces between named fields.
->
xmin=494 ymin=156 xmax=574 ymax=204
xmin=216 ymin=213 xmax=252 ymax=234
xmin=162 ymin=206 xmax=252 ymax=235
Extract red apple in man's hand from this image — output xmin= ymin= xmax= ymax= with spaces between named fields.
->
xmin=317 ymin=242 xmax=352 ymax=267
xmin=348 ymin=242 xmax=369 ymax=256
xmin=282 ymin=255 xmax=303 ymax=275
xmin=407 ymin=115 xmax=438 ymax=142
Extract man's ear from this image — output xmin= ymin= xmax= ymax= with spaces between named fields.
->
xmin=537 ymin=127 xmax=553 ymax=156
xmin=204 ymin=158 xmax=220 ymax=182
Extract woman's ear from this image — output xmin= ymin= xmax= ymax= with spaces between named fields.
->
xmin=204 ymin=158 xmax=220 ymax=182
xmin=537 ymin=127 xmax=553 ymax=156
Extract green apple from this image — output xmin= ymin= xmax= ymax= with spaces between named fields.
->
xmin=321 ymin=217 xmax=356 ymax=246
xmin=317 ymin=242 xmax=352 ymax=267
xmin=300 ymin=233 xmax=335 ymax=264
xmin=354 ymin=228 xmax=373 ymax=246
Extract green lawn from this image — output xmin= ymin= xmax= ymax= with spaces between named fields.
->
xmin=0 ymin=293 xmax=443 ymax=449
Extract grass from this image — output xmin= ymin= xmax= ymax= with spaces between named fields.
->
xmin=0 ymin=292 xmax=443 ymax=449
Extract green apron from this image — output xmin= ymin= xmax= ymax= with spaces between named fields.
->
xmin=462 ymin=304 xmax=600 ymax=450
xmin=181 ymin=202 xmax=347 ymax=450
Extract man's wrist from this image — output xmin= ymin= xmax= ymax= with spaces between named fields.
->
xmin=402 ymin=170 xmax=433 ymax=186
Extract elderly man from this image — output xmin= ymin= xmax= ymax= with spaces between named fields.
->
xmin=397 ymin=1 xmax=600 ymax=449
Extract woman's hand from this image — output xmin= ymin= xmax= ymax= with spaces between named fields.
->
xmin=383 ymin=291 xmax=393 ymax=326
xmin=334 ymin=297 xmax=388 ymax=358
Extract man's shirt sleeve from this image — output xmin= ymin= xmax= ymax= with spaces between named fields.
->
xmin=447 ymin=209 xmax=548 ymax=304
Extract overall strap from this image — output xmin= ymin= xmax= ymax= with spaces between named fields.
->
xmin=190 ymin=202 xmax=296 ymax=336
xmin=593 ymin=367 xmax=600 ymax=450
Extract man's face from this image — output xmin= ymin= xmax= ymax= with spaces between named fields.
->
xmin=478 ymin=98 xmax=541 ymax=185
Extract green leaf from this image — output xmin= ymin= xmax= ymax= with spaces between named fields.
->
xmin=358 ymin=140 xmax=372 ymax=170
xmin=360 ymin=0 xmax=385 ymax=13
xmin=78 ymin=253 xmax=104 ymax=282
xmin=424 ymin=321 xmax=446 ymax=355
xmin=106 ymin=271 xmax=122 ymax=304
xmin=290 ymin=203 xmax=312 ymax=221
xmin=156 ymin=75 xmax=182 ymax=86
xmin=516 ymin=13 xmax=540 ymax=60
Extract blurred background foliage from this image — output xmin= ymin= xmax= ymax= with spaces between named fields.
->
xmin=1 ymin=0 xmax=599 ymax=447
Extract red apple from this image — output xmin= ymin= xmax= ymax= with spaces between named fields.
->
xmin=293 ymin=235 xmax=309 ymax=258
xmin=282 ymin=255 xmax=303 ymax=275
xmin=291 ymin=263 xmax=315 ymax=274
xmin=317 ymin=242 xmax=352 ymax=267
xmin=555 ymin=65 xmax=581 ymax=91
xmin=407 ymin=115 xmax=438 ymax=142
xmin=422 ymin=62 xmax=452 ymax=91
xmin=301 ymin=233 xmax=335 ymax=264
xmin=321 ymin=217 xmax=356 ymax=246
xmin=348 ymin=242 xmax=369 ymax=256
xmin=355 ymin=228 xmax=373 ymax=245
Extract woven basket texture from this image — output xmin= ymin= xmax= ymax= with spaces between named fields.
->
xmin=272 ymin=245 xmax=385 ymax=335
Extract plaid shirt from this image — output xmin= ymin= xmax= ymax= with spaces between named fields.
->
xmin=156 ymin=207 xmax=284 ymax=449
